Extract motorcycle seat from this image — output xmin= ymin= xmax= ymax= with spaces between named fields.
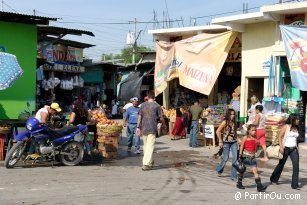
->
xmin=46 ymin=126 xmax=79 ymax=138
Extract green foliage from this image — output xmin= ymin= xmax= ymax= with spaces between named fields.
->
xmin=101 ymin=45 xmax=154 ymax=64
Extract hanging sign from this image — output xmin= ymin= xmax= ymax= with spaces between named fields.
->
xmin=155 ymin=31 xmax=237 ymax=96
xmin=280 ymin=25 xmax=307 ymax=91
xmin=43 ymin=64 xmax=84 ymax=73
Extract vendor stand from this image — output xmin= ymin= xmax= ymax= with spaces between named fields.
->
xmin=91 ymin=109 xmax=123 ymax=159
xmin=0 ymin=119 xmax=26 ymax=160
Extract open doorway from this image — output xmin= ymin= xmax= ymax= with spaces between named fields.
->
xmin=247 ymin=78 xmax=264 ymax=108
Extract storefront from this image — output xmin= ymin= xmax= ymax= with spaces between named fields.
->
xmin=149 ymin=26 xmax=242 ymax=115
xmin=211 ymin=2 xmax=307 ymax=140
xmin=37 ymin=27 xmax=95 ymax=112
xmin=0 ymin=12 xmax=56 ymax=119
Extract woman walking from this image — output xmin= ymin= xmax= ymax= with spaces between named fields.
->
xmin=253 ymin=105 xmax=269 ymax=161
xmin=270 ymin=114 xmax=301 ymax=189
xmin=216 ymin=109 xmax=238 ymax=180
xmin=237 ymin=124 xmax=267 ymax=192
xmin=171 ymin=107 xmax=186 ymax=140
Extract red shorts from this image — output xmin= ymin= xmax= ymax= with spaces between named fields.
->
xmin=256 ymin=128 xmax=266 ymax=146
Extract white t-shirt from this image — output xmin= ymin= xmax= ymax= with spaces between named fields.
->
xmin=35 ymin=106 xmax=49 ymax=123
xmin=284 ymin=130 xmax=299 ymax=148
xmin=123 ymin=103 xmax=133 ymax=110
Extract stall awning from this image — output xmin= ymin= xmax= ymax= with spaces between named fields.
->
xmin=81 ymin=69 xmax=103 ymax=83
xmin=154 ymin=31 xmax=237 ymax=96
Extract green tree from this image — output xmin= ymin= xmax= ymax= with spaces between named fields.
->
xmin=101 ymin=53 xmax=115 ymax=61
xmin=101 ymin=45 xmax=154 ymax=64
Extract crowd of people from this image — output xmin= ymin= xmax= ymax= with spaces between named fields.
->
xmin=34 ymin=92 xmax=302 ymax=191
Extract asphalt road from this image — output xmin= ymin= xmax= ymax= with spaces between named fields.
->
xmin=1 ymin=133 xmax=307 ymax=205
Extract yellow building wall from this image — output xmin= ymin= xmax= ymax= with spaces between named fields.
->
xmin=240 ymin=21 xmax=276 ymax=118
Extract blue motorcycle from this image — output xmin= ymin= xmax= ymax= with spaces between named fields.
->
xmin=5 ymin=117 xmax=87 ymax=168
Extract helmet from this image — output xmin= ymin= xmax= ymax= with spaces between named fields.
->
xmin=26 ymin=117 xmax=40 ymax=131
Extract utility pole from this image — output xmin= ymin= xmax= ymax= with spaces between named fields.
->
xmin=132 ymin=18 xmax=136 ymax=64
xmin=1 ymin=0 xmax=4 ymax=12
xmin=33 ymin=9 xmax=36 ymax=16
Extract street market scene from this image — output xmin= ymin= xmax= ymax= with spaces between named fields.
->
xmin=0 ymin=0 xmax=307 ymax=204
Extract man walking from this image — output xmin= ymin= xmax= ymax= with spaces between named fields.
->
xmin=189 ymin=99 xmax=203 ymax=148
xmin=123 ymin=97 xmax=141 ymax=154
xmin=136 ymin=90 xmax=165 ymax=171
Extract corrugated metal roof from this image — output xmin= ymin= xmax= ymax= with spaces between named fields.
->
xmin=38 ymin=25 xmax=95 ymax=37
xmin=40 ymin=36 xmax=95 ymax=48
xmin=0 ymin=11 xmax=57 ymax=25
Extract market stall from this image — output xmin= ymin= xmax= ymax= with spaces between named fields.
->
xmin=91 ymin=109 xmax=123 ymax=159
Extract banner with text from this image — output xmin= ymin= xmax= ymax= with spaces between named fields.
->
xmin=280 ymin=25 xmax=307 ymax=91
xmin=154 ymin=31 xmax=237 ymax=96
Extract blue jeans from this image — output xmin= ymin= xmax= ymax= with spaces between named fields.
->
xmin=189 ymin=120 xmax=199 ymax=147
xmin=127 ymin=123 xmax=140 ymax=150
xmin=216 ymin=142 xmax=238 ymax=179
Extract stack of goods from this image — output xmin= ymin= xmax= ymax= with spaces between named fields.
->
xmin=0 ymin=123 xmax=11 ymax=160
xmin=92 ymin=110 xmax=123 ymax=159
xmin=206 ymin=105 xmax=227 ymax=125
xmin=265 ymin=113 xmax=288 ymax=145
xmin=162 ymin=108 xmax=176 ymax=135
xmin=285 ymin=99 xmax=299 ymax=114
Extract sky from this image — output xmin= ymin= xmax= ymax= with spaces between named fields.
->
xmin=3 ymin=0 xmax=284 ymax=61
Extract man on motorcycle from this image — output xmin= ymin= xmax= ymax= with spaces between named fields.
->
xmin=35 ymin=103 xmax=62 ymax=123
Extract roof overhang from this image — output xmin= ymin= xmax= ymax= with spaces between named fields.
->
xmin=0 ymin=11 xmax=57 ymax=25
xmin=39 ymin=36 xmax=95 ymax=48
xmin=212 ymin=2 xmax=307 ymax=32
xmin=261 ymin=2 xmax=307 ymax=15
xmin=148 ymin=25 xmax=230 ymax=39
xmin=38 ymin=25 xmax=95 ymax=37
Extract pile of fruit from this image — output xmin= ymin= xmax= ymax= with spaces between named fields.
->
xmin=91 ymin=109 xmax=123 ymax=136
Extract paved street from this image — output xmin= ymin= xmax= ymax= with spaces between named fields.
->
xmin=1 ymin=131 xmax=307 ymax=205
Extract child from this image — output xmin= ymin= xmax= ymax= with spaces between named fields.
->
xmin=237 ymin=124 xmax=267 ymax=192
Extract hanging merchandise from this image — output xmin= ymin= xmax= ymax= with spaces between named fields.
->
xmin=262 ymin=97 xmax=284 ymax=115
xmin=36 ymin=66 xmax=44 ymax=81
xmin=36 ymin=84 xmax=41 ymax=96
xmin=73 ymin=75 xmax=79 ymax=87
xmin=60 ymin=77 xmax=73 ymax=90
xmin=78 ymin=76 xmax=84 ymax=87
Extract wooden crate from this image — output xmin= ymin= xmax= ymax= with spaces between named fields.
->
xmin=100 ymin=150 xmax=118 ymax=159
xmin=97 ymin=142 xmax=118 ymax=152
xmin=97 ymin=135 xmax=118 ymax=144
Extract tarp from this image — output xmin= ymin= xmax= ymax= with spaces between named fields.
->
xmin=0 ymin=52 xmax=23 ymax=90
xmin=280 ymin=25 xmax=307 ymax=91
xmin=118 ymin=70 xmax=145 ymax=102
xmin=154 ymin=31 xmax=237 ymax=96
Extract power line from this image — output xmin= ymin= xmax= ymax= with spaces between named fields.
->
xmin=192 ymin=6 xmax=261 ymax=20
xmin=56 ymin=19 xmax=183 ymax=25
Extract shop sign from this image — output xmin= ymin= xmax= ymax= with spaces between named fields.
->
xmin=226 ymin=37 xmax=242 ymax=62
xmin=37 ymin=42 xmax=84 ymax=63
xmin=67 ymin=46 xmax=83 ymax=62
xmin=226 ymin=51 xmax=241 ymax=62
xmin=43 ymin=63 xmax=85 ymax=73
xmin=262 ymin=60 xmax=271 ymax=70
xmin=285 ymin=14 xmax=305 ymax=26
xmin=204 ymin=125 xmax=215 ymax=139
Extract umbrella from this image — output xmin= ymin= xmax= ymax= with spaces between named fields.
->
xmin=0 ymin=52 xmax=23 ymax=90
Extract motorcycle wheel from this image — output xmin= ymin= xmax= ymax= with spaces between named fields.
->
xmin=4 ymin=141 xmax=26 ymax=168
xmin=59 ymin=141 xmax=83 ymax=166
